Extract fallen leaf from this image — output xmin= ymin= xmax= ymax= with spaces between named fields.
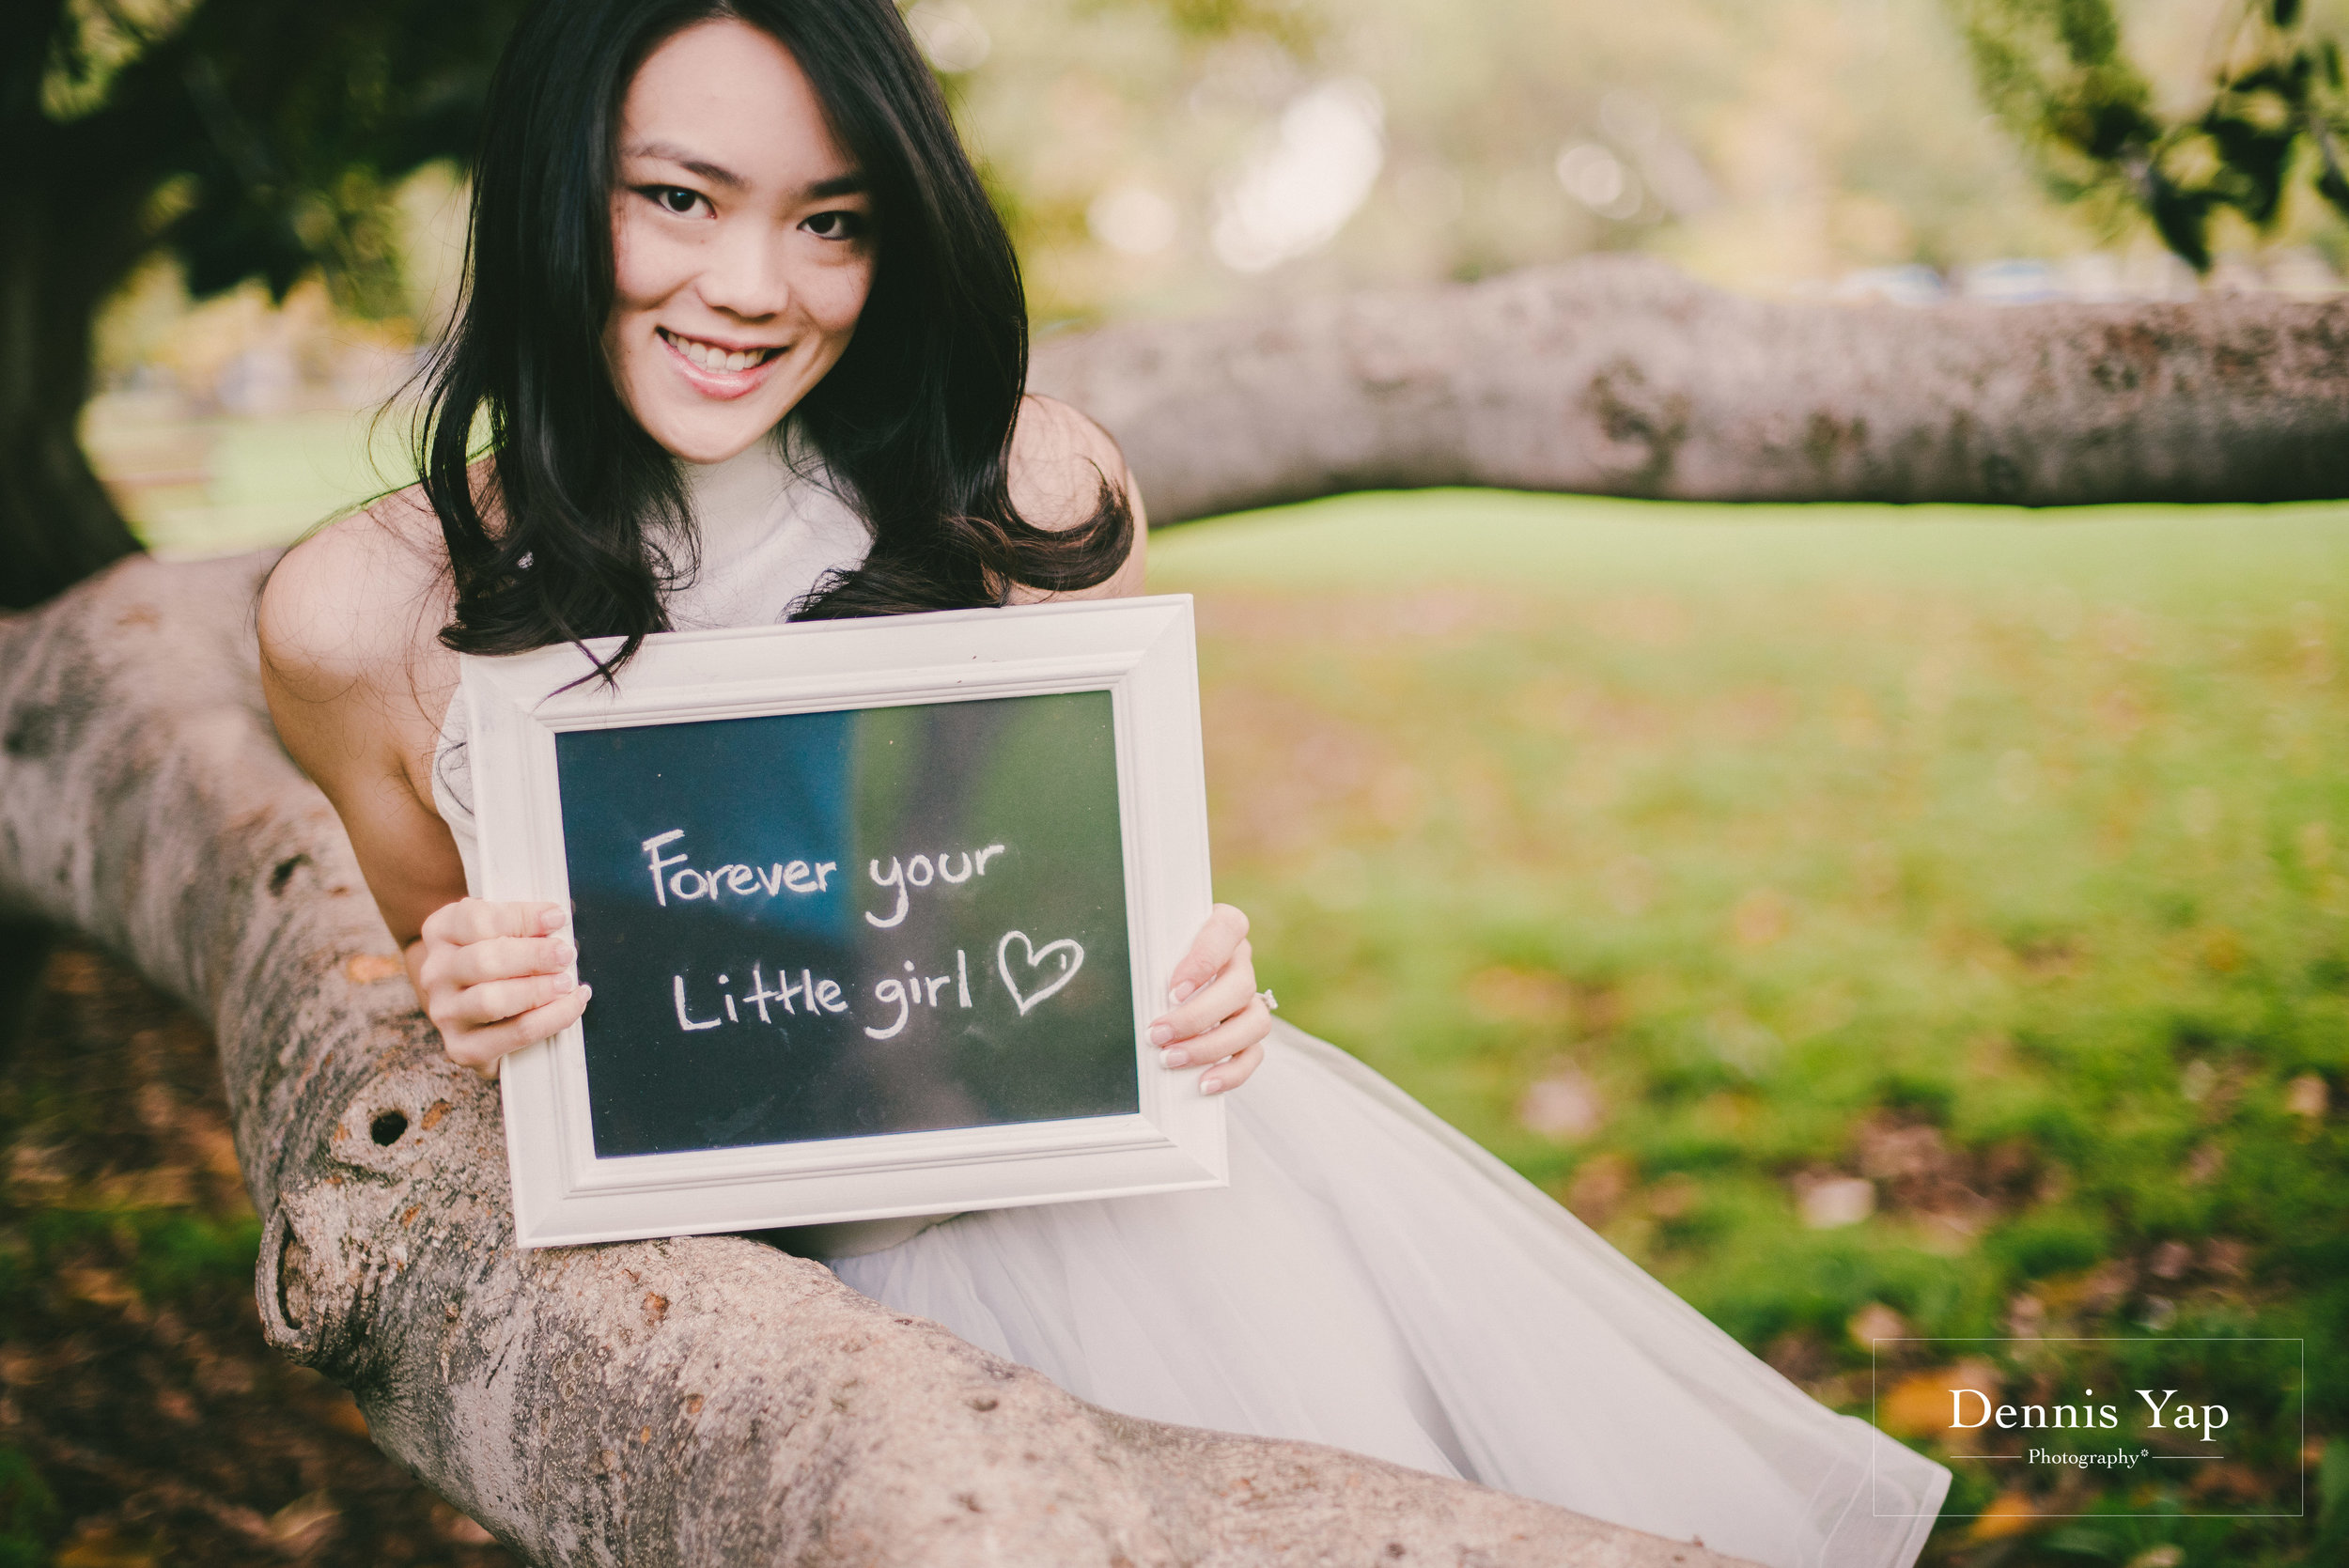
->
xmin=1847 ymin=1302 xmax=1908 ymax=1350
xmin=54 ymin=1525 xmax=162 ymax=1568
xmin=318 ymin=1389 xmax=370 ymax=1439
xmin=95 ymin=1165 xmax=193 ymax=1207
xmin=1563 ymin=1151 xmax=1634 ymax=1228
xmin=1517 ymin=1067 xmax=1604 ymax=1140
xmin=1968 ymin=1489 xmax=2037 ymax=1540
xmin=58 ymin=1265 xmax=142 ymax=1312
xmin=1878 ymin=1358 xmax=2000 ymax=1439
xmin=1646 ymin=1172 xmax=1699 ymax=1220
xmin=1796 ymin=1175 xmax=1875 ymax=1229
xmin=1464 ymin=966 xmax=1575 ymax=1026
xmin=2285 ymin=1073 xmax=2328 ymax=1121
xmin=269 ymin=1490 xmax=341 ymax=1548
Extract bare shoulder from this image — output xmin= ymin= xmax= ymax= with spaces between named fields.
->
xmin=257 ymin=482 xmax=454 ymax=709
xmin=257 ymin=481 xmax=474 ymax=943
xmin=1008 ymin=394 xmax=1148 ymax=534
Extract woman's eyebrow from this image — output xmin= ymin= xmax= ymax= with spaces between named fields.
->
xmin=619 ymin=145 xmax=866 ymax=201
xmin=622 ymin=141 xmax=745 ymax=189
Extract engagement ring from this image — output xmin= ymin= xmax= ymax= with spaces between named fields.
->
xmin=1257 ymin=988 xmax=1278 ymax=1012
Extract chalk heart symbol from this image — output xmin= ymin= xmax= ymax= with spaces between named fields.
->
xmin=998 ymin=931 xmax=1084 ymax=1016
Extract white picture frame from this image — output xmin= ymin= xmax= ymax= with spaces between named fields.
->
xmin=461 ymin=595 xmax=1223 ymax=1250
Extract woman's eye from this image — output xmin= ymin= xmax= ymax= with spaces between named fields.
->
xmin=802 ymin=210 xmax=865 ymax=240
xmin=646 ymin=186 xmax=706 ymax=216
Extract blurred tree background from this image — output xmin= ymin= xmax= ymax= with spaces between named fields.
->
xmin=1952 ymin=0 xmax=2349 ymax=272
xmin=3 ymin=0 xmax=526 ymax=607
xmin=54 ymin=0 xmax=2349 ymax=563
xmin=6 ymin=2 xmax=2348 ymax=1565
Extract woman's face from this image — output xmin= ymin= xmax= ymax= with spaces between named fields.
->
xmin=605 ymin=20 xmax=876 ymax=464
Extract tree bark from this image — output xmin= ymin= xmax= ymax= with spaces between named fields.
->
xmin=0 ymin=551 xmax=1750 ymax=1564
xmin=1032 ymin=255 xmax=2349 ymax=524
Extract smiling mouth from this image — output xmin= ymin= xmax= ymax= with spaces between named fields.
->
xmin=657 ymin=327 xmax=786 ymax=375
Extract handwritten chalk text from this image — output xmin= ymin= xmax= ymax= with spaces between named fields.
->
xmin=863 ymin=846 xmax=1006 ymax=928
xmin=642 ymin=830 xmax=838 ymax=908
xmin=662 ymin=936 xmax=1083 ymax=1041
xmin=672 ymin=966 xmax=847 ymax=1032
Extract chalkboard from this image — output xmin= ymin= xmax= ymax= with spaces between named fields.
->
xmin=470 ymin=597 xmax=1219 ymax=1248
xmin=556 ymin=691 xmax=1137 ymax=1158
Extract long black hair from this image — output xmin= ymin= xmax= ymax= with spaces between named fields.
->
xmin=418 ymin=0 xmax=1132 ymax=674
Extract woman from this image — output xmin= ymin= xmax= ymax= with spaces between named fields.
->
xmin=258 ymin=3 xmax=1950 ymax=1562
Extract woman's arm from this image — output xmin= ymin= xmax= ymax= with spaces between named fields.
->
xmin=257 ymin=503 xmax=586 ymax=1073
xmin=1006 ymin=396 xmax=1272 ymax=1094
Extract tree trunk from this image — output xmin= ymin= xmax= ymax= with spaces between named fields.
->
xmin=0 ymin=343 xmax=138 ymax=613
xmin=0 ymin=551 xmax=1750 ymax=1564
xmin=0 ymin=17 xmax=150 ymax=613
xmin=1032 ymin=256 xmax=2349 ymax=524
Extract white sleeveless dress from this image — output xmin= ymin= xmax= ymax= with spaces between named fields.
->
xmin=433 ymin=428 xmax=1952 ymax=1568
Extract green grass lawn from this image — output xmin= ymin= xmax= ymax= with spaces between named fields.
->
xmin=86 ymin=398 xmax=415 ymax=559
xmin=1151 ymin=491 xmax=2349 ymax=1565
xmin=96 ymin=411 xmax=2348 ymax=1562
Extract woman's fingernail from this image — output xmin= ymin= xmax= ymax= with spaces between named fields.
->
xmin=1169 ymin=981 xmax=1196 ymax=1004
xmin=577 ymin=984 xmax=593 ymax=1003
xmin=1198 ymin=1075 xmax=1222 ymax=1095
xmin=553 ymin=939 xmax=577 ymax=965
xmin=1148 ymin=1023 xmax=1173 ymax=1047
xmin=1160 ymin=1048 xmax=1190 ymax=1069
xmin=553 ymin=971 xmax=577 ymax=993
xmin=543 ymin=908 xmax=569 ymax=931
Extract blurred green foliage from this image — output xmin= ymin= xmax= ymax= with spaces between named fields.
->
xmin=78 ymin=0 xmax=2171 ymax=379
xmin=28 ymin=0 xmax=526 ymax=320
xmin=1952 ymin=0 xmax=2349 ymax=269
xmin=1152 ymin=491 xmax=2349 ymax=1562
xmin=85 ymin=0 xmax=2349 ymax=416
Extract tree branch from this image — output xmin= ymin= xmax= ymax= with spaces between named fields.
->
xmin=1033 ymin=256 xmax=2349 ymax=523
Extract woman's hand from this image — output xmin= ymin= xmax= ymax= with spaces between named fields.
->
xmin=1148 ymin=903 xmax=1270 ymax=1095
xmin=410 ymin=898 xmax=590 ymax=1077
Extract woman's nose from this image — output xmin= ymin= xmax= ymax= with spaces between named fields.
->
xmin=695 ymin=222 xmax=791 ymax=318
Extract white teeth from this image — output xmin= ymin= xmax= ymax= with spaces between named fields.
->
xmin=661 ymin=330 xmax=773 ymax=374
